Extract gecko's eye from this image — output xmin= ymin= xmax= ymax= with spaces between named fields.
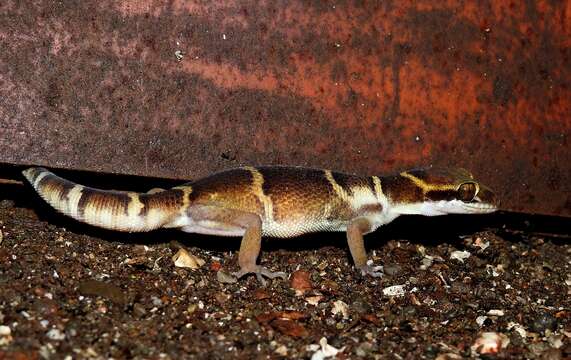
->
xmin=458 ymin=182 xmax=478 ymax=202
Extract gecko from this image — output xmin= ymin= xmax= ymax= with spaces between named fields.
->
xmin=22 ymin=166 xmax=498 ymax=283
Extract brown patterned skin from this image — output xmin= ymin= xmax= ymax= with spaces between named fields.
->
xmin=22 ymin=166 xmax=499 ymax=283
xmin=189 ymin=168 xmax=264 ymax=215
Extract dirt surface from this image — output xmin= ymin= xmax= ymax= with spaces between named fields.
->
xmin=0 ymin=183 xmax=570 ymax=359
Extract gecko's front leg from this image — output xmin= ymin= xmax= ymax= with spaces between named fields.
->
xmin=186 ymin=205 xmax=286 ymax=285
xmin=347 ymin=217 xmax=384 ymax=277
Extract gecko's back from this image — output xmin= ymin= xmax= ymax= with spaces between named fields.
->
xmin=188 ymin=166 xmax=382 ymax=237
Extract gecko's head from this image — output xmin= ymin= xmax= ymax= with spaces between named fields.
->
xmin=384 ymin=167 xmax=499 ymax=216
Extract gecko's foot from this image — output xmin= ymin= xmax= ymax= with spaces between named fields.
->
xmin=233 ymin=265 xmax=287 ymax=286
xmin=358 ymin=261 xmax=384 ymax=278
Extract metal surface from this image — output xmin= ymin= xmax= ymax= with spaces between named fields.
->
xmin=1 ymin=1 xmax=569 ymax=216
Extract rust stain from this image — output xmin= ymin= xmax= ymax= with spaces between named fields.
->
xmin=0 ymin=0 xmax=569 ymax=216
xmin=179 ymin=60 xmax=278 ymax=92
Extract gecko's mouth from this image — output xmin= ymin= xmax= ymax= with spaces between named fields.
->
xmin=460 ymin=202 xmax=498 ymax=214
xmin=428 ymin=200 xmax=499 ymax=215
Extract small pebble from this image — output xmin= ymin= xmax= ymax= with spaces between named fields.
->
xmin=450 ymin=250 xmax=471 ymax=263
xmin=66 ymin=327 xmax=78 ymax=338
xmin=310 ymin=337 xmax=344 ymax=360
xmin=383 ymin=284 xmax=406 ymax=297
xmin=217 ymin=270 xmax=237 ymax=284
xmin=133 ymin=303 xmax=147 ymax=318
xmin=274 ymin=345 xmax=288 ymax=356
xmin=530 ymin=312 xmax=558 ymax=333
xmin=214 ymin=292 xmax=230 ymax=305
xmin=355 ymin=342 xmax=373 ymax=357
xmin=476 ymin=316 xmax=489 ymax=327
xmin=325 ymin=318 xmax=336 ymax=326
xmin=151 ymin=296 xmax=163 ymax=307
xmin=507 ymin=322 xmax=527 ymax=338
xmin=305 ymin=295 xmax=323 ymax=306
xmin=471 ymin=332 xmax=509 ymax=354
xmin=383 ymin=263 xmax=402 ymax=276
xmin=46 ymin=328 xmax=66 ymax=341
xmin=0 ymin=325 xmax=10 ymax=336
xmin=321 ymin=280 xmax=340 ymax=292
xmin=487 ymin=309 xmax=505 ymax=316
xmin=548 ymin=334 xmax=564 ymax=349
xmin=351 ymin=299 xmax=371 ymax=315
xmin=290 ymin=270 xmax=312 ymax=294
xmin=253 ymin=288 xmax=270 ymax=300
xmin=187 ymin=304 xmax=198 ymax=314
xmin=420 ymin=257 xmax=433 ymax=270
xmin=172 ymin=248 xmax=205 ymax=269
xmin=401 ymin=306 xmax=417 ymax=316
xmin=331 ymin=300 xmax=350 ymax=319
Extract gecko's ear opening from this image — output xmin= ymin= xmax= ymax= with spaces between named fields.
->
xmin=457 ymin=182 xmax=478 ymax=202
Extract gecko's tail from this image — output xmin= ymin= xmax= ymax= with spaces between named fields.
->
xmin=22 ymin=167 xmax=191 ymax=232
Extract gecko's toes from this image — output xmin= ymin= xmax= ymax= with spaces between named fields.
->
xmin=259 ymin=267 xmax=287 ymax=280
xmin=358 ymin=261 xmax=384 ymax=278
xmin=233 ymin=266 xmax=287 ymax=286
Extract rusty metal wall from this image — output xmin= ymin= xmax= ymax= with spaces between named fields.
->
xmin=1 ymin=1 xmax=569 ymax=216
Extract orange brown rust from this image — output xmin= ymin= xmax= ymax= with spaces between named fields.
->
xmin=0 ymin=1 xmax=569 ymax=216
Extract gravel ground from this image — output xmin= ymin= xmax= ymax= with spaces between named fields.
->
xmin=0 ymin=183 xmax=569 ymax=359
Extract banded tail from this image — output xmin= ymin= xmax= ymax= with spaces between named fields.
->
xmin=22 ymin=167 xmax=191 ymax=232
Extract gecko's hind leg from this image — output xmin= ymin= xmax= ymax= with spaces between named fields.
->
xmin=233 ymin=218 xmax=287 ymax=285
xmin=186 ymin=205 xmax=287 ymax=285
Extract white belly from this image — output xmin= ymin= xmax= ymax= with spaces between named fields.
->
xmin=177 ymin=211 xmax=392 ymax=239
xmin=179 ymin=217 xmax=347 ymax=238
xmin=262 ymin=219 xmax=348 ymax=238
